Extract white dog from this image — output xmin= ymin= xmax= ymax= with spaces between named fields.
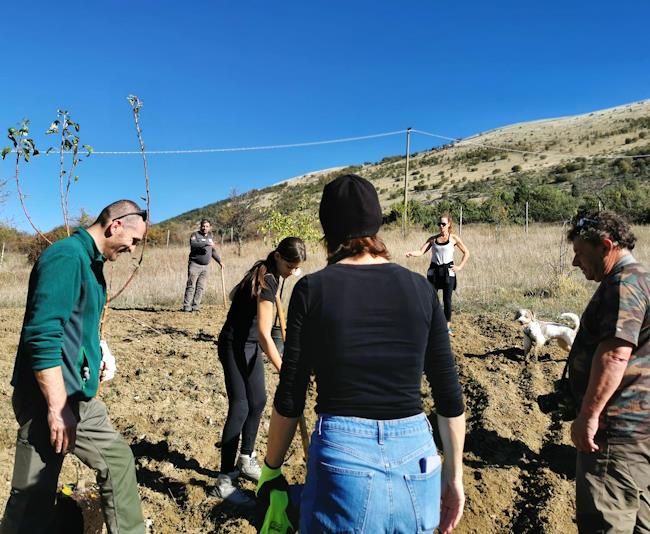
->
xmin=514 ymin=309 xmax=580 ymax=359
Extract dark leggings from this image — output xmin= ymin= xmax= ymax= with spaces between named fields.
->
xmin=427 ymin=274 xmax=454 ymax=323
xmin=438 ymin=284 xmax=453 ymax=322
xmin=217 ymin=338 xmax=267 ymax=474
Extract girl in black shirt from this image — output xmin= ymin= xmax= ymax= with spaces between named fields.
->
xmin=213 ymin=237 xmax=306 ymax=504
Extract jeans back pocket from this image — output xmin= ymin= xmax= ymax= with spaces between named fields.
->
xmin=312 ymin=461 xmax=374 ymax=534
xmin=404 ymin=455 xmax=441 ymax=533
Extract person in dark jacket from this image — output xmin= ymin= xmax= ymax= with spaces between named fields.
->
xmin=183 ymin=219 xmax=224 ymax=312
xmin=258 ymin=175 xmax=466 ymax=534
xmin=2 ymin=200 xmax=148 ymax=534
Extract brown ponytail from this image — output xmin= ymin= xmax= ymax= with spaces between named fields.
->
xmin=236 ymin=237 xmax=307 ymax=298
xmin=325 ymin=235 xmax=390 ymax=265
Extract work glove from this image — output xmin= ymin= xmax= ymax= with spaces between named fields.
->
xmin=255 ymin=463 xmax=298 ymax=534
xmin=99 ymin=339 xmax=117 ymax=382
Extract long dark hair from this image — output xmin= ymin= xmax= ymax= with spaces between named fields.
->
xmin=325 ymin=235 xmax=390 ymax=265
xmin=236 ymin=237 xmax=307 ymax=298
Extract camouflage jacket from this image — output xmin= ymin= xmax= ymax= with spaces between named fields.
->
xmin=568 ymin=254 xmax=650 ymax=443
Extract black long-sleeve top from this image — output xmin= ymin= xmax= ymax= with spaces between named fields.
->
xmin=274 ymin=262 xmax=465 ymax=420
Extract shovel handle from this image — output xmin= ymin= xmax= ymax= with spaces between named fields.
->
xmin=220 ymin=266 xmax=227 ymax=309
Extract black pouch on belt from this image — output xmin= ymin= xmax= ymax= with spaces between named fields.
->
xmin=428 ymin=262 xmax=454 ymax=290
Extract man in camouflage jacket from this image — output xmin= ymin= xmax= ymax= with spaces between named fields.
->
xmin=567 ymin=210 xmax=650 ymax=533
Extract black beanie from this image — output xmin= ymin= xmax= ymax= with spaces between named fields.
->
xmin=319 ymin=174 xmax=382 ymax=245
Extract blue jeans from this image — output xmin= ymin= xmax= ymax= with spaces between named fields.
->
xmin=300 ymin=413 xmax=441 ymax=534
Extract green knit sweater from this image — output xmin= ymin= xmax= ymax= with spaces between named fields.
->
xmin=12 ymin=228 xmax=107 ymax=401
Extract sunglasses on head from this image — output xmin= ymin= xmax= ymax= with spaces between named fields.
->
xmin=112 ymin=210 xmax=148 ymax=223
xmin=575 ymin=217 xmax=598 ymax=231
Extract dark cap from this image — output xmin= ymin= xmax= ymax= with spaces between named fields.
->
xmin=319 ymin=174 xmax=382 ymax=244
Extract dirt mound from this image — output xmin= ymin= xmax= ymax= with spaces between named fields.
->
xmin=0 ymin=307 xmax=577 ymax=533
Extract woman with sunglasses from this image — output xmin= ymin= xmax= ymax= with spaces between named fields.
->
xmin=405 ymin=214 xmax=470 ymax=335
xmin=212 ymin=237 xmax=306 ymax=505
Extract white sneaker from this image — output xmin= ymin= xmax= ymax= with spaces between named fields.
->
xmin=236 ymin=452 xmax=262 ymax=482
xmin=209 ymin=474 xmax=254 ymax=507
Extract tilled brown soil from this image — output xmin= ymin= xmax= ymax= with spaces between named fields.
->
xmin=0 ymin=306 xmax=576 ymax=533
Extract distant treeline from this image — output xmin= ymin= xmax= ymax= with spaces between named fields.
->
xmin=386 ymin=147 xmax=650 ymax=229
xmin=385 ymin=176 xmax=650 ymax=230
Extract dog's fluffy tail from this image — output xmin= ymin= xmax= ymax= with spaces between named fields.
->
xmin=560 ymin=312 xmax=580 ymax=331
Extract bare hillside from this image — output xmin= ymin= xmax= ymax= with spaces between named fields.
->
xmin=161 ymin=99 xmax=650 ymax=233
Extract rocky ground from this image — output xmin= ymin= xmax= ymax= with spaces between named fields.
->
xmin=0 ymin=306 xmax=577 ymax=533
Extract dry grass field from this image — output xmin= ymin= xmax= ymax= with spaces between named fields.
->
xmin=0 ymin=223 xmax=648 ymax=533
xmin=4 ymin=223 xmax=648 ymax=313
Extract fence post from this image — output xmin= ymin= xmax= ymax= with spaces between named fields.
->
xmin=166 ymin=229 xmax=170 ymax=248
xmin=459 ymin=206 xmax=463 ymax=235
xmin=525 ymin=202 xmax=529 ymax=234
xmin=0 ymin=242 xmax=5 ymax=266
xmin=230 ymin=227 xmax=233 ymax=243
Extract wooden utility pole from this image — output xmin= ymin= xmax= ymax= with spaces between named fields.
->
xmin=402 ymin=127 xmax=412 ymax=236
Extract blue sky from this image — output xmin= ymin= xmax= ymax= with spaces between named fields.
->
xmin=1 ymin=0 xmax=649 ymax=232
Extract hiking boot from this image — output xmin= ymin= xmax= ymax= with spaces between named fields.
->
xmin=209 ymin=474 xmax=255 ymax=507
xmin=237 ymin=452 xmax=262 ymax=481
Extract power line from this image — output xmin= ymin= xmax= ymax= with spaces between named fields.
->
xmin=37 ymin=129 xmax=408 ymax=156
xmin=7 ymin=126 xmax=650 ymax=159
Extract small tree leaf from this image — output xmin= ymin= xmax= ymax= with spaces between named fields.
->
xmin=1 ymin=147 xmax=11 ymax=159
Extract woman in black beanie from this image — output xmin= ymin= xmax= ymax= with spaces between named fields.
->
xmin=258 ymin=174 xmax=466 ymax=533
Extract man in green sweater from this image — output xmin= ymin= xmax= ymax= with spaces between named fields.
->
xmin=1 ymin=200 xmax=148 ymax=534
